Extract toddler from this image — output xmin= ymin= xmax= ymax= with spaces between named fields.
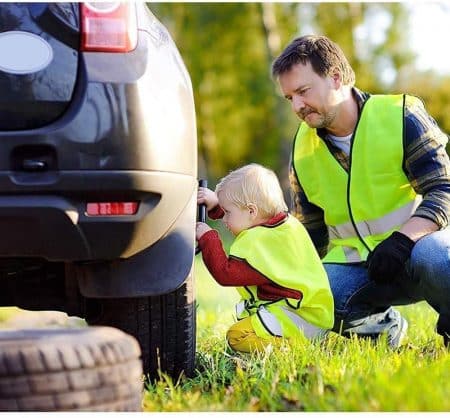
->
xmin=196 ymin=163 xmax=334 ymax=352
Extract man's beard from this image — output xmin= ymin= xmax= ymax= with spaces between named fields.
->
xmin=299 ymin=107 xmax=336 ymax=129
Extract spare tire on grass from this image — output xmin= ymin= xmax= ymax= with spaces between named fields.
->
xmin=0 ymin=327 xmax=143 ymax=411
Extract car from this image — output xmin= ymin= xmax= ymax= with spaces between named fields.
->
xmin=0 ymin=2 xmax=197 ymax=379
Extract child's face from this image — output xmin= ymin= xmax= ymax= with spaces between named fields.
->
xmin=218 ymin=194 xmax=254 ymax=236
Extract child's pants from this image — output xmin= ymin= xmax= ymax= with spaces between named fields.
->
xmin=226 ymin=317 xmax=280 ymax=353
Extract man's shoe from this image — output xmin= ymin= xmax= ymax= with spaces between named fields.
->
xmin=385 ymin=312 xmax=408 ymax=349
xmin=339 ymin=307 xmax=408 ymax=348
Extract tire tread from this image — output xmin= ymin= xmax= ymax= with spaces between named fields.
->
xmin=0 ymin=327 xmax=143 ymax=411
xmin=86 ymin=274 xmax=196 ymax=379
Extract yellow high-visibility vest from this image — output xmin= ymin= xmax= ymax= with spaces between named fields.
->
xmin=292 ymin=94 xmax=422 ymax=263
xmin=230 ymin=215 xmax=334 ymax=339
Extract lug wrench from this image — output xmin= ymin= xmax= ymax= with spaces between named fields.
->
xmin=195 ymin=179 xmax=207 ymax=255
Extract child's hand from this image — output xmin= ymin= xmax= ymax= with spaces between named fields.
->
xmin=197 ymin=187 xmax=219 ymax=211
xmin=196 ymin=222 xmax=212 ymax=240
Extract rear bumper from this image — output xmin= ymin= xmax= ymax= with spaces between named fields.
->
xmin=0 ymin=170 xmax=196 ymax=261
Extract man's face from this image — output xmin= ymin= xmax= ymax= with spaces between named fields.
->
xmin=278 ymin=61 xmax=341 ymax=129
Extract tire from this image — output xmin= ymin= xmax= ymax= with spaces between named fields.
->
xmin=0 ymin=327 xmax=143 ymax=411
xmin=85 ymin=273 xmax=196 ymax=380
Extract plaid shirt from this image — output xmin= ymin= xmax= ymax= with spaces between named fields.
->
xmin=289 ymin=88 xmax=450 ymax=257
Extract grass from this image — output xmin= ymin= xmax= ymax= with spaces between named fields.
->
xmin=0 ymin=250 xmax=447 ymax=411
xmin=0 ymin=306 xmax=22 ymax=323
xmin=142 ymin=255 xmax=450 ymax=412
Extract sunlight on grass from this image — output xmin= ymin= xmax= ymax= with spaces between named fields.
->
xmin=143 ymin=258 xmax=450 ymax=412
xmin=0 ymin=307 xmax=22 ymax=323
xmin=195 ymin=254 xmax=236 ymax=337
xmin=1 ymin=256 xmax=447 ymax=412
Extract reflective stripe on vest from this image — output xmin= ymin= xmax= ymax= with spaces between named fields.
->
xmin=230 ymin=215 xmax=334 ymax=336
xmin=236 ymin=297 xmax=329 ymax=339
xmin=329 ymin=198 xmax=422 ymax=240
xmin=254 ymin=305 xmax=328 ymax=339
xmin=293 ymin=94 xmax=422 ymax=263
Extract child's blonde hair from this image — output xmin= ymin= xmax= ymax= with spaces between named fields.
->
xmin=215 ymin=163 xmax=288 ymax=219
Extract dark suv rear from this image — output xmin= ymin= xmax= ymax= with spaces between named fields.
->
xmin=0 ymin=2 xmax=197 ymax=379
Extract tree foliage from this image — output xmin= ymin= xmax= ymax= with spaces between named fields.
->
xmin=151 ymin=3 xmax=297 ymax=182
xmin=149 ymin=3 xmax=449 ymax=184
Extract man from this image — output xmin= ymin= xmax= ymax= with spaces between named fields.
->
xmin=272 ymin=34 xmax=450 ymax=347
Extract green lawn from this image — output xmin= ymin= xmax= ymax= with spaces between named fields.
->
xmin=0 ymin=306 xmax=22 ymax=323
xmin=1 ymin=256 xmax=447 ymax=411
xmin=143 ymin=255 xmax=450 ymax=412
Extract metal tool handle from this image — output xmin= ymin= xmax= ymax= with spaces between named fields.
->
xmin=198 ymin=178 xmax=207 ymax=223
xmin=195 ymin=179 xmax=208 ymax=255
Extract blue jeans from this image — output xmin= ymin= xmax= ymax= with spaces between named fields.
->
xmin=325 ymin=227 xmax=450 ymax=337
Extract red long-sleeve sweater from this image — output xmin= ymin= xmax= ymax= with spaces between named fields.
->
xmin=198 ymin=206 xmax=302 ymax=302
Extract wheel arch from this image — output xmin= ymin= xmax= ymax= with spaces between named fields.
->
xmin=76 ymin=191 xmax=196 ymax=298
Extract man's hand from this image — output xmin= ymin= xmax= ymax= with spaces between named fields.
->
xmin=196 ymin=222 xmax=212 ymax=241
xmin=367 ymin=231 xmax=415 ymax=283
xmin=197 ymin=187 xmax=219 ymax=211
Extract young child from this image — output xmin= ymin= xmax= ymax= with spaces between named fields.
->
xmin=196 ymin=163 xmax=334 ymax=352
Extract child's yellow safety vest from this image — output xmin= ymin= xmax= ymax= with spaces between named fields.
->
xmin=230 ymin=215 xmax=334 ymax=339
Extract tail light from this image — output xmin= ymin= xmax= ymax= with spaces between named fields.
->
xmin=81 ymin=2 xmax=137 ymax=52
xmin=86 ymin=202 xmax=139 ymax=216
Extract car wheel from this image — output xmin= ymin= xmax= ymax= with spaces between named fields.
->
xmin=85 ymin=273 xmax=196 ymax=380
xmin=0 ymin=327 xmax=143 ymax=411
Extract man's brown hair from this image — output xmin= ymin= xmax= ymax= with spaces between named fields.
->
xmin=272 ymin=35 xmax=355 ymax=86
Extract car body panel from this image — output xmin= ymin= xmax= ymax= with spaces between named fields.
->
xmin=0 ymin=2 xmax=197 ymax=297
xmin=77 ymin=191 xmax=196 ymax=298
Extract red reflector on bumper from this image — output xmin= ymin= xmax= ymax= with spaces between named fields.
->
xmin=86 ymin=202 xmax=139 ymax=216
